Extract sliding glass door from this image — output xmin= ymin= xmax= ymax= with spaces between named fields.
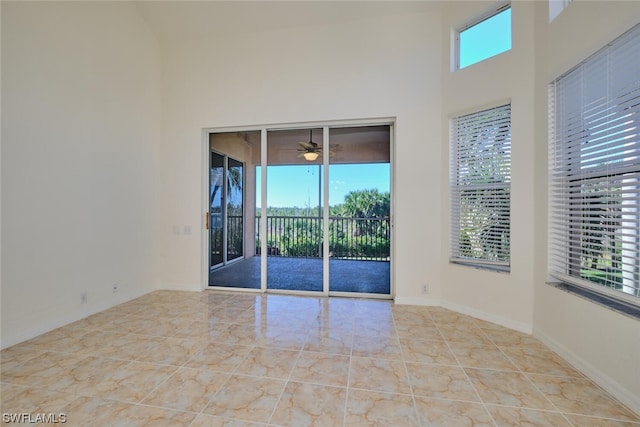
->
xmin=328 ymin=126 xmax=391 ymax=294
xmin=207 ymin=124 xmax=392 ymax=297
xmin=265 ymin=128 xmax=324 ymax=292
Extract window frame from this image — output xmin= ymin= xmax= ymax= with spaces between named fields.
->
xmin=455 ymin=2 xmax=512 ymax=70
xmin=450 ymin=103 xmax=512 ymax=272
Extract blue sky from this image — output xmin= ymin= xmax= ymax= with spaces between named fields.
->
xmin=257 ymin=163 xmax=390 ymax=208
xmin=459 ymin=7 xmax=511 ymax=69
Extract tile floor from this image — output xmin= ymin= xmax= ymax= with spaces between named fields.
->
xmin=1 ymin=290 xmax=639 ymax=426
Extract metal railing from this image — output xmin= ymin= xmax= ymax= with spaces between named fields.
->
xmin=256 ymin=215 xmax=390 ymax=261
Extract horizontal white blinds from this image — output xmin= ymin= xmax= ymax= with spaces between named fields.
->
xmin=549 ymin=24 xmax=640 ymax=302
xmin=451 ymin=104 xmax=511 ymax=266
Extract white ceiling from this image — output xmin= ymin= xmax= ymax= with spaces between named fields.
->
xmin=133 ymin=1 xmax=439 ymax=43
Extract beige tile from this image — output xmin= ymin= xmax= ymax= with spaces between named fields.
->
xmin=349 ymin=356 xmax=411 ymax=394
xmin=391 ymin=309 xmax=432 ymax=324
xmin=179 ymin=320 xmax=213 ymax=338
xmin=49 ymin=356 xmax=131 ymax=395
xmin=136 ymin=336 xmax=207 ymax=366
xmin=354 ymin=300 xmax=394 ymax=320
xmin=394 ymin=320 xmax=443 ymax=340
xmin=448 ymin=342 xmax=518 ymax=371
xmin=3 ymin=291 xmax=637 ymax=427
xmin=91 ymin=361 xmax=177 ymax=403
xmin=95 ymin=334 xmax=164 ymax=361
xmin=427 ymin=307 xmax=472 ymax=324
xmin=202 ymin=374 xmax=285 ymax=423
xmin=304 ymin=329 xmax=352 ymax=355
xmin=528 ymin=374 xmax=640 ymax=422
xmin=62 ymin=396 xmax=196 ymax=426
xmin=256 ymin=327 xmax=308 ymax=350
xmin=234 ymin=347 xmax=299 ymax=379
xmin=185 ymin=342 xmax=253 ymax=372
xmin=345 ymin=389 xmax=419 ymax=427
xmin=482 ymin=327 xmax=545 ymax=348
xmin=0 ymin=383 xmax=79 ymax=414
xmin=0 ymin=343 xmax=42 ymax=374
xmin=27 ymin=329 xmax=87 ymax=354
xmin=190 ymin=414 xmax=267 ymax=426
xmin=270 ymin=382 xmax=346 ymax=427
xmin=472 ymin=317 xmax=509 ymax=332
xmin=290 ymin=351 xmax=350 ymax=387
xmin=351 ymin=335 xmax=403 ymax=360
xmin=61 ymin=396 xmax=134 ymax=426
xmin=142 ymin=367 xmax=229 ymax=412
xmin=353 ymin=319 xmax=397 ymax=339
xmin=437 ymin=324 xmax=493 ymax=345
xmin=22 ymin=329 xmax=70 ymax=351
xmin=1 ymin=351 xmax=87 ymax=388
xmin=564 ymin=414 xmax=640 ymax=426
xmin=400 ymin=338 xmax=457 ymax=365
xmin=487 ymin=405 xmax=573 ymax=427
xmin=209 ymin=323 xmax=261 ymax=346
xmin=406 ymin=362 xmax=480 ymax=402
xmin=501 ymin=345 xmax=583 ymax=377
xmin=208 ymin=307 xmax=255 ymax=324
xmin=414 ymin=396 xmax=494 ymax=427
xmin=465 ymin=368 xmax=556 ymax=410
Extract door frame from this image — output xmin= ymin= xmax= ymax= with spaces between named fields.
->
xmin=201 ymin=118 xmax=396 ymax=299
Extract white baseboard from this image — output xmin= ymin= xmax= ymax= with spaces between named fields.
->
xmin=534 ymin=327 xmax=640 ymax=416
xmin=157 ymin=283 xmax=202 ymax=292
xmin=394 ymin=296 xmax=442 ymax=306
xmin=441 ymin=300 xmax=533 ymax=334
xmin=393 ymin=297 xmax=532 ymax=334
xmin=1 ymin=286 xmax=155 ymax=350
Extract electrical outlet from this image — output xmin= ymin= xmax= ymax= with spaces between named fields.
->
xmin=113 ymin=283 xmax=118 ymax=293
xmin=81 ymin=292 xmax=88 ymax=304
xmin=421 ymin=283 xmax=429 ymax=294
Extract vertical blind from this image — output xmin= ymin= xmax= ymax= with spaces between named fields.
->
xmin=549 ymin=24 xmax=640 ymax=302
xmin=451 ymin=104 xmax=511 ymax=268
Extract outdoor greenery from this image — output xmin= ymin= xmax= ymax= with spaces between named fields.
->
xmin=257 ymin=189 xmax=391 ymax=260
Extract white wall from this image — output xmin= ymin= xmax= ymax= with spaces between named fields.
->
xmin=1 ymin=2 xmax=162 ymax=348
xmin=159 ymin=7 xmax=445 ymax=300
xmin=533 ymin=0 xmax=640 ymax=413
xmin=439 ymin=1 xmax=538 ymax=332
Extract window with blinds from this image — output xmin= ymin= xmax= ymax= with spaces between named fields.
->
xmin=549 ymin=24 xmax=640 ymax=304
xmin=450 ymin=104 xmax=511 ymax=270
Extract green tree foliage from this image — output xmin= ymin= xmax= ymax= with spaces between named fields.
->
xmin=259 ymin=189 xmax=391 ymax=260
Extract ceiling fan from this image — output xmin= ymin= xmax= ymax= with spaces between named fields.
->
xmin=297 ymin=129 xmax=322 ymax=161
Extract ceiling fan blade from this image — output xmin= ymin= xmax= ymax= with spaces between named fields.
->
xmin=298 ymin=142 xmax=314 ymax=149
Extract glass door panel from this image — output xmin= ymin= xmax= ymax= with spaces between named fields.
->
xmin=209 ymin=131 xmax=260 ymax=289
xmin=210 ymin=152 xmax=224 ymax=268
xmin=328 ymin=126 xmax=391 ymax=295
xmin=266 ymin=128 xmax=324 ymax=292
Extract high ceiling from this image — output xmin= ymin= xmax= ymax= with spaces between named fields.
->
xmin=133 ymin=1 xmax=438 ymax=43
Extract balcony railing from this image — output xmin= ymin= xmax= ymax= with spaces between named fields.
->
xmin=256 ymin=215 xmax=390 ymax=261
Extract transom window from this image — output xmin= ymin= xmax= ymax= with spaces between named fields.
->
xmin=457 ymin=4 xmax=511 ymax=70
xmin=549 ymin=24 xmax=640 ymax=305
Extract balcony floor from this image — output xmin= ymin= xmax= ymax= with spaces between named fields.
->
xmin=210 ymin=256 xmax=390 ymax=294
